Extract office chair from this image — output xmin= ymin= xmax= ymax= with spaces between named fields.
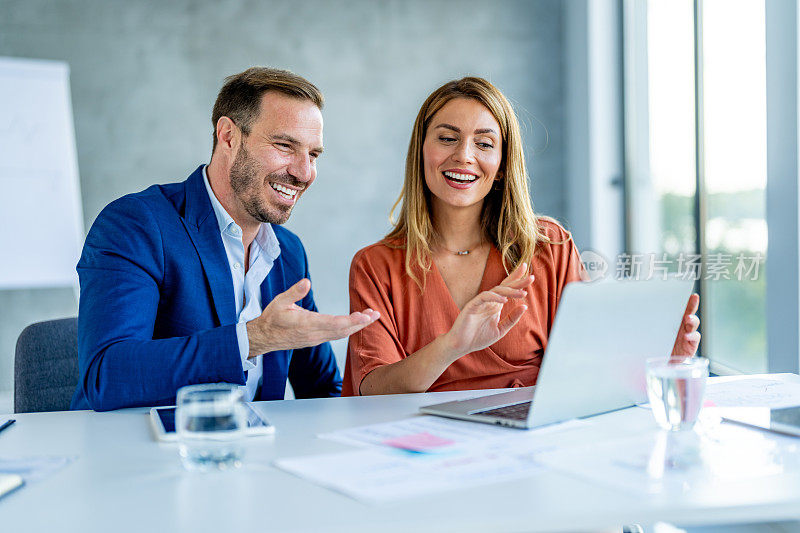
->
xmin=14 ymin=317 xmax=79 ymax=413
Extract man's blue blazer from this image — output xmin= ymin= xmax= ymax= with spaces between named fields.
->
xmin=71 ymin=165 xmax=342 ymax=411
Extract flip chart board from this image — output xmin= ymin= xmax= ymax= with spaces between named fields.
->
xmin=0 ymin=57 xmax=84 ymax=288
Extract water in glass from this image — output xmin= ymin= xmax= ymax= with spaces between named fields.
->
xmin=646 ymin=357 xmax=709 ymax=431
xmin=176 ymin=384 xmax=246 ymax=471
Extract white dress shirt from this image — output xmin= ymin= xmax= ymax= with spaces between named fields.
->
xmin=202 ymin=166 xmax=281 ymax=401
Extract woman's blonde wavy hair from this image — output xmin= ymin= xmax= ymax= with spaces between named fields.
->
xmin=386 ymin=76 xmax=560 ymax=289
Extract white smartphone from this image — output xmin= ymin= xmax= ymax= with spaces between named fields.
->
xmin=149 ymin=404 xmax=275 ymax=442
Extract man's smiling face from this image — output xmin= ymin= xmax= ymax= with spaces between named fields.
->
xmin=229 ymin=91 xmax=323 ymax=225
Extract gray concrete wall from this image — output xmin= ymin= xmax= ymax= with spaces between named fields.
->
xmin=0 ymin=0 xmax=567 ymax=399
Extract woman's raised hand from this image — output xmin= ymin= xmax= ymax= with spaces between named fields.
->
xmin=443 ymin=262 xmax=534 ymax=358
xmin=671 ymin=293 xmax=701 ymax=357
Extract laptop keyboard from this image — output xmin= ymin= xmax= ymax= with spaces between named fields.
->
xmin=474 ymin=401 xmax=532 ymax=421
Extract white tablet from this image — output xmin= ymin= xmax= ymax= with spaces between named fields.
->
xmin=149 ymin=404 xmax=275 ymax=442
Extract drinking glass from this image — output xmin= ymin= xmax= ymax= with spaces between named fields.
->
xmin=176 ymin=383 xmax=246 ymax=471
xmin=646 ymin=356 xmax=709 ymax=431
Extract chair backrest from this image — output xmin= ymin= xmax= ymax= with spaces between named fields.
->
xmin=14 ymin=317 xmax=79 ymax=413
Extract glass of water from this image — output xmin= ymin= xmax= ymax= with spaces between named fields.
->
xmin=176 ymin=383 xmax=246 ymax=471
xmin=646 ymin=356 xmax=709 ymax=431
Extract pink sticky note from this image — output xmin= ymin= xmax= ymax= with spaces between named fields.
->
xmin=383 ymin=432 xmax=455 ymax=452
xmin=704 ymin=400 xmax=717 ymax=407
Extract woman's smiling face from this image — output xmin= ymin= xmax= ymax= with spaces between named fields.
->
xmin=422 ymin=97 xmax=503 ymax=212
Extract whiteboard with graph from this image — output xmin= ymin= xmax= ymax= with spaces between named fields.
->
xmin=0 ymin=57 xmax=84 ymax=288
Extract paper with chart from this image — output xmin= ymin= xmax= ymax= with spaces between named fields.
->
xmin=276 ymin=437 xmax=551 ymax=503
xmin=277 ymin=415 xmax=587 ymax=502
xmin=319 ymin=415 xmax=518 ymax=452
xmin=0 ymin=57 xmax=84 ymax=288
xmin=318 ymin=415 xmax=585 ymax=452
xmin=704 ymin=376 xmax=800 ymax=409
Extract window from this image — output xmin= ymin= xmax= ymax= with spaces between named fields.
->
xmin=624 ymin=0 xmax=767 ymax=373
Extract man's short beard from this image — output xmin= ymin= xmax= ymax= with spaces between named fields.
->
xmin=229 ymin=144 xmax=293 ymax=225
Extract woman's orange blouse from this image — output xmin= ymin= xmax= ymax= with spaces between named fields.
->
xmin=342 ymin=220 xmax=584 ymax=396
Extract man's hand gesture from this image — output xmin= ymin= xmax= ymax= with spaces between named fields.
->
xmin=246 ymin=278 xmax=380 ymax=357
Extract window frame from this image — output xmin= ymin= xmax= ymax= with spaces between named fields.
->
xmin=622 ymin=0 xmax=797 ymax=374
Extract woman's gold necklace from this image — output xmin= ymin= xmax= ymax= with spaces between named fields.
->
xmin=438 ymin=238 xmax=485 ymax=256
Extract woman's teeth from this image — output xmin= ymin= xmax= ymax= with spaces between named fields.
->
xmin=271 ymin=182 xmax=298 ymax=200
xmin=443 ymin=171 xmax=478 ymax=183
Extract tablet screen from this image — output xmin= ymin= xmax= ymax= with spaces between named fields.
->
xmin=154 ymin=405 xmax=270 ymax=433
xmin=156 ymin=407 xmax=177 ymax=433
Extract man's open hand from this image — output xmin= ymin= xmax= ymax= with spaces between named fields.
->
xmin=246 ymin=278 xmax=380 ymax=357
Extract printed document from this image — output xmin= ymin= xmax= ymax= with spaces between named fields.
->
xmin=278 ymin=416 xmax=586 ymax=503
xmin=536 ymin=421 xmax=800 ymax=496
xmin=276 ymin=437 xmax=550 ymax=503
xmin=318 ymin=415 xmax=583 ymax=452
xmin=319 ymin=415 xmax=519 ymax=451
xmin=704 ymin=375 xmax=800 ymax=409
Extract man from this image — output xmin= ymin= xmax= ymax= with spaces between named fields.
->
xmin=71 ymin=67 xmax=379 ymax=411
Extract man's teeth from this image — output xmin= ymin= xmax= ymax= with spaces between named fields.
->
xmin=271 ymin=183 xmax=298 ymax=199
xmin=443 ymin=171 xmax=478 ymax=182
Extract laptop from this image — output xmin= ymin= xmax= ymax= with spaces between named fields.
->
xmin=420 ymin=277 xmax=694 ymax=429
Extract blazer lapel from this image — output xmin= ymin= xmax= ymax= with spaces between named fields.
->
xmin=181 ymin=165 xmax=237 ymax=326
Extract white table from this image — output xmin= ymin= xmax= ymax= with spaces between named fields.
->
xmin=2 ymin=377 xmax=800 ymax=533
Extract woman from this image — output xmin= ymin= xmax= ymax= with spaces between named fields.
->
xmin=343 ymin=77 xmax=699 ymax=396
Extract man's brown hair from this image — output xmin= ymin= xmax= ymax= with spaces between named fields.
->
xmin=211 ymin=67 xmax=324 ymax=152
